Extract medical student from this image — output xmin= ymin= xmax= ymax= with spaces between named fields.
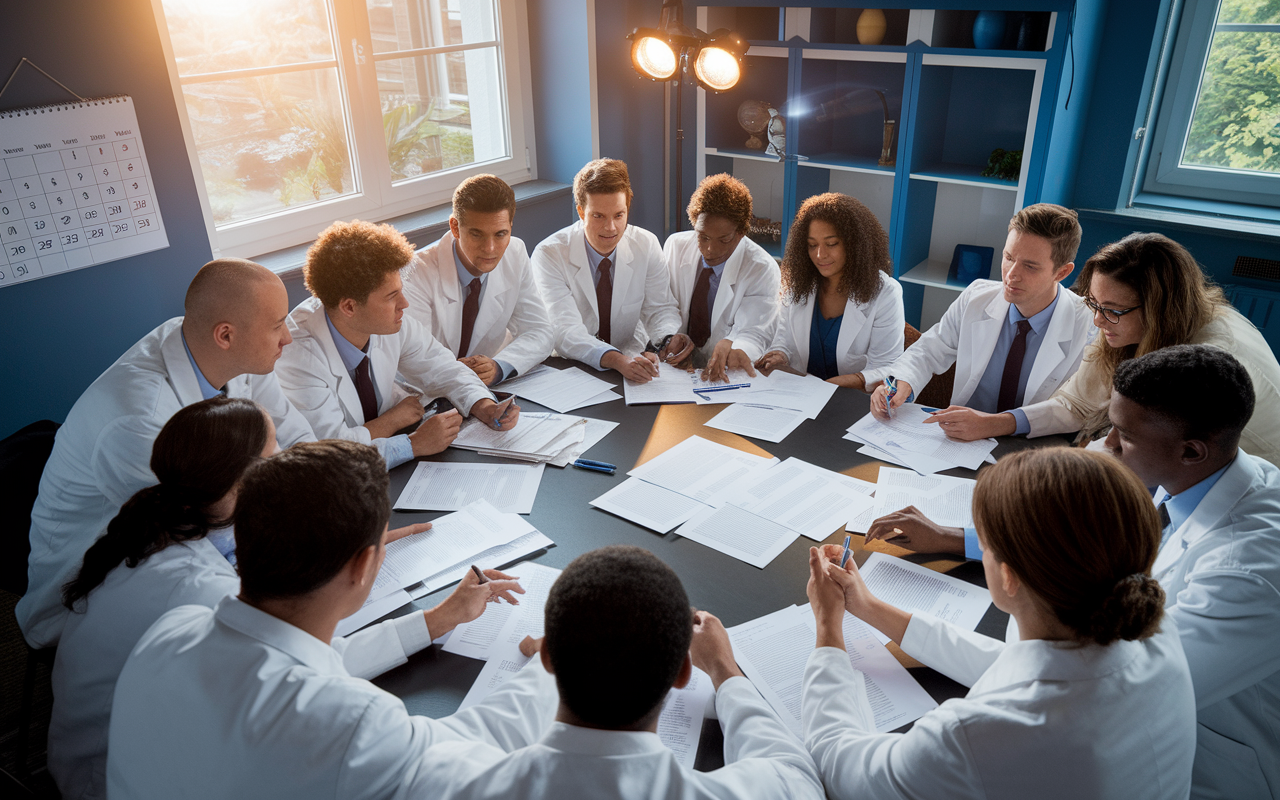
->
xmin=865 ymin=203 xmax=1094 ymax=432
xmin=662 ymin=173 xmax=780 ymax=382
xmin=754 ymin=192 xmax=903 ymax=387
xmin=17 ymin=258 xmax=315 ymax=648
xmin=48 ymin=398 xmax=432 ymax=800
xmin=532 ymin=158 xmax=690 ymax=384
xmin=1105 ymin=345 xmax=1280 ymax=799
xmin=402 ymin=174 xmax=554 ymax=385
xmin=107 ymin=440 xmax=557 ymax=799
xmin=276 ymin=220 xmax=519 ymax=470
xmin=803 ymin=448 xmax=1195 ymax=800
xmin=412 ymin=545 xmax=825 ymax=800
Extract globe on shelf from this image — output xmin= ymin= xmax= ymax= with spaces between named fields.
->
xmin=738 ymin=100 xmax=772 ymax=150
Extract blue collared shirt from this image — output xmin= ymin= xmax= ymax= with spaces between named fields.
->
xmin=181 ymin=333 xmax=224 ymax=401
xmin=451 ymin=243 xmax=515 ymax=383
xmin=969 ymin=288 xmax=1062 ymax=432
xmin=323 ymin=311 xmax=413 ymax=470
xmin=586 ymin=240 xmax=621 ymax=370
xmin=1156 ymin=460 xmax=1233 ymax=545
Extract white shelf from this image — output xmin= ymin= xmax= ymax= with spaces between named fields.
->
xmin=899 ymin=258 xmax=998 ymax=291
xmin=703 ymin=147 xmax=783 ymax=164
xmin=908 ymin=172 xmax=1019 ymax=192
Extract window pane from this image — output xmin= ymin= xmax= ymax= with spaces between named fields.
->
xmin=378 ymin=48 xmax=508 ymax=182
xmin=1219 ymin=0 xmax=1280 ymax=24
xmin=181 ymin=70 xmax=356 ymax=226
xmin=161 ymin=0 xmax=335 ymax=74
xmin=367 ymin=0 xmax=497 ymax=55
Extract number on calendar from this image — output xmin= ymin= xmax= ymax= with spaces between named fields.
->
xmin=88 ymin=228 xmax=104 ymax=239
xmin=37 ymin=239 xmax=52 ymax=250
xmin=11 ymin=244 xmax=26 ymax=255
xmin=108 ymin=205 xmax=122 ymax=215
xmin=127 ymin=163 xmax=134 ymax=172
xmin=14 ymin=265 xmax=27 ymax=276
xmin=60 ymin=215 xmax=70 ymax=225
xmin=82 ymin=191 xmax=89 ymax=200
xmin=133 ymin=199 xmax=147 ymax=211
xmin=85 ymin=210 xmax=98 ymax=218
xmin=33 ymin=220 xmax=45 ymax=230
xmin=106 ymin=186 xmax=115 ymax=195
xmin=5 ymin=226 xmax=14 ymax=235
xmin=22 ymin=182 xmax=30 ymax=190
xmin=138 ymin=218 xmax=151 ymax=229
xmin=62 ymin=233 xmax=78 ymax=245
xmin=112 ymin=222 xmax=129 ymax=234
xmin=27 ymin=201 xmax=36 ymax=210
xmin=131 ymin=182 xmax=138 ymax=190
xmin=102 ymin=168 xmax=109 ymax=177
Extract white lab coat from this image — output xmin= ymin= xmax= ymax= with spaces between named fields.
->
xmin=50 ymin=537 xmax=431 ymax=800
xmin=403 ymin=232 xmax=554 ymax=377
xmin=276 ymin=296 xmax=494 ymax=442
xmin=532 ymin=220 xmax=682 ymax=362
xmin=412 ymin=675 xmax=825 ymax=800
xmin=767 ymin=272 xmax=905 ymax=377
xmin=862 ymin=280 xmax=1095 ymax=406
xmin=107 ymin=596 xmax=560 ymax=800
xmin=803 ymin=614 xmax=1197 ymax=800
xmin=662 ymin=231 xmax=781 ymax=364
xmin=1152 ymin=451 xmax=1280 ymax=799
xmin=16 ymin=317 xmax=314 ymax=648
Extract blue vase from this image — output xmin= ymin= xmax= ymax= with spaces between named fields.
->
xmin=972 ymin=11 xmax=1006 ymax=50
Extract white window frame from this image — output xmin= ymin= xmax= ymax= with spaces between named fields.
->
xmin=151 ymin=0 xmax=538 ymax=259
xmin=1141 ymin=0 xmax=1280 ymax=208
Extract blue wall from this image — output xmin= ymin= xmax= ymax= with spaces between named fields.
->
xmin=528 ymin=0 xmax=597 ymax=187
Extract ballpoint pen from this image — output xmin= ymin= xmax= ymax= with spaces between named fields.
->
xmin=885 ymin=375 xmax=898 ymax=420
xmin=573 ymin=460 xmax=616 ymax=474
xmin=839 ymin=534 xmax=853 ymax=569
xmin=693 ymin=383 xmax=752 ymax=394
xmin=574 ymin=458 xmax=617 ymax=470
xmin=469 ymin=564 xmax=489 ymax=584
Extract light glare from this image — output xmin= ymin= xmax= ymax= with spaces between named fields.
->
xmin=694 ymin=46 xmax=741 ymax=91
xmin=633 ymin=37 xmax=678 ymax=80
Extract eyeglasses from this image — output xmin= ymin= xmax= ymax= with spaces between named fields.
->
xmin=1083 ymin=296 xmax=1141 ymax=325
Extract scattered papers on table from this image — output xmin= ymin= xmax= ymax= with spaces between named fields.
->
xmin=704 ymin=403 xmax=808 ymax=443
xmin=694 ymin=371 xmax=838 ymax=420
xmin=450 ymin=412 xmax=619 ymax=467
xmin=873 ymin=468 xmax=975 ymax=528
xmin=734 ymin=458 xmax=875 ymax=541
xmin=727 ymin=604 xmax=936 ymax=736
xmin=394 ymin=461 xmax=545 ymax=514
xmin=675 ymin=504 xmax=798 ymax=569
xmin=627 ymin=435 xmax=778 ymax=506
xmin=845 ymin=403 xmax=998 ymax=475
xmin=623 ymin=362 xmax=700 ymax=405
xmin=409 ymin=530 xmax=555 ymax=599
xmin=589 ymin=476 xmax=711 ymax=534
xmin=859 ymin=552 xmax=992 ymax=643
xmin=500 ymin=364 xmax=619 ymax=412
xmin=336 ymin=588 xmax=412 ymax=638
xmin=444 ymin=561 xmax=562 ymax=660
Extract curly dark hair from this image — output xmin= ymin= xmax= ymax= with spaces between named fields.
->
xmin=305 ymin=220 xmax=416 ymax=307
xmin=781 ymin=193 xmax=890 ymax=305
xmin=686 ymin=173 xmax=752 ymax=233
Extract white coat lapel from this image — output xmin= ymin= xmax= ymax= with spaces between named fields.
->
xmin=955 ymin=290 xmax=1009 ymax=403
xmin=1023 ymin=286 xmax=1072 ymax=400
xmin=709 ymin=242 xmax=745 ymax=334
xmin=160 ymin=322 xmax=207 ymax=406
xmin=569 ymin=225 xmax=598 ymax=326
xmin=314 ymin=310 xmax=365 ymax=425
xmin=431 ymin=238 xmax=463 ymax=352
xmin=612 ymin=230 xmax=638 ymax=326
xmin=472 ymin=256 xmax=514 ymax=348
xmin=1153 ymin=453 xmax=1253 ymax=578
xmin=791 ymin=294 xmax=815 ymax=369
xmin=836 ymin=294 xmax=867 ymax=371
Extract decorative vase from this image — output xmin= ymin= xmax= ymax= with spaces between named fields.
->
xmin=972 ymin=10 xmax=1006 ymax=50
xmin=856 ymin=9 xmax=887 ymax=45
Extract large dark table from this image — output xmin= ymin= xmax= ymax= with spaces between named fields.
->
xmin=372 ymin=358 xmax=1064 ymax=767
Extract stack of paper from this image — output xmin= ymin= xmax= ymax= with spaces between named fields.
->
xmin=445 ymin=561 xmax=562 ymax=660
xmin=624 ymin=365 xmax=770 ymax=406
xmin=694 ymin=370 xmax=838 ymax=420
xmin=871 ymin=468 xmax=975 ymax=528
xmin=500 ymin=365 xmax=620 ymax=412
xmin=857 ymin=552 xmax=992 ymax=642
xmin=845 ymin=403 xmax=998 ymax=475
xmin=450 ymin=412 xmax=620 ymax=467
xmin=394 ymin=461 xmax=546 ymax=514
xmin=727 ymin=604 xmax=937 ymax=736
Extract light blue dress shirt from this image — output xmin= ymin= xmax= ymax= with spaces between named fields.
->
xmin=1156 ymin=460 xmax=1232 ymax=546
xmin=181 ymin=333 xmax=224 ymax=401
xmin=968 ymin=290 xmax=1061 ymax=431
xmin=323 ymin=311 xmax=414 ymax=470
xmin=585 ymin=240 xmax=621 ymax=370
xmin=451 ymin=243 xmax=515 ymax=383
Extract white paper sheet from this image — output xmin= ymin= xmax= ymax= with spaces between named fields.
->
xmin=545 ymin=416 xmax=620 ymax=468
xmin=627 ymin=435 xmax=777 ymax=506
xmin=457 ymin=640 xmax=536 ymax=710
xmin=696 ymin=371 xmax=837 ymax=420
xmin=728 ymin=604 xmax=937 ymax=737
xmin=564 ymin=388 xmax=622 ymax=412
xmin=393 ymin=461 xmax=545 ymax=514
xmin=704 ymin=403 xmax=808 ymax=443
xmin=735 ymin=459 xmax=875 ymax=541
xmin=410 ymin=530 xmax=555 ymax=598
xmin=873 ymin=468 xmax=975 ymax=528
xmin=859 ymin=552 xmax=992 ymax=642
xmin=335 ymin=589 xmax=412 ymax=638
xmin=674 ymin=504 xmax=798 ymax=568
xmin=590 ymin=476 xmax=712 ymax=534
xmin=846 ymin=403 xmax=998 ymax=474
xmin=451 ymin=413 xmax=584 ymax=458
xmin=624 ymin=362 xmax=699 ymax=405
xmin=443 ymin=561 xmax=562 ymax=660
xmin=500 ymin=365 xmax=618 ymax=413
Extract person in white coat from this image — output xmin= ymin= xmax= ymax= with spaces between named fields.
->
xmin=412 ymin=545 xmax=826 ymax=800
xmin=802 ymin=447 xmax=1196 ymax=800
xmin=107 ymin=439 xmax=557 ymax=800
xmin=17 ymin=258 xmax=315 ymax=648
xmin=755 ymin=193 xmax=903 ymax=388
xmin=403 ymin=174 xmax=553 ymax=385
xmin=277 ymin=220 xmax=519 ymax=470
xmin=663 ymin=174 xmax=780 ymax=382
xmin=532 ymin=158 xmax=691 ymax=383
xmin=1106 ymin=345 xmax=1280 ymax=799
xmin=48 ymin=397 xmax=433 ymax=800
xmin=866 ymin=203 xmax=1094 ymax=437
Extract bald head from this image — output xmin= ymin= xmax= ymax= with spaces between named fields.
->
xmin=185 ymin=258 xmax=282 ymax=331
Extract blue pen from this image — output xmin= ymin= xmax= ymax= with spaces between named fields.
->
xmin=694 ymin=383 xmax=752 ymax=394
xmin=885 ymin=375 xmax=898 ymax=419
xmin=839 ymin=534 xmax=853 ymax=569
xmin=575 ymin=458 xmax=617 ymax=470
xmin=573 ymin=460 xmax=615 ymax=474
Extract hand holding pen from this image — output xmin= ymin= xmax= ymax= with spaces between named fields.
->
xmin=884 ymin=376 xmax=898 ymax=420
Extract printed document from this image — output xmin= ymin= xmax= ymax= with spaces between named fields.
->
xmin=873 ymin=468 xmax=975 ymax=528
xmin=734 ymin=458 xmax=875 ymax=541
xmin=628 ymin=435 xmax=777 ymax=506
xmin=444 ymin=561 xmax=562 ymax=660
xmin=394 ymin=461 xmax=545 ymax=514
xmin=590 ymin=477 xmax=712 ymax=534
xmin=500 ymin=365 xmax=618 ymax=413
xmin=411 ymin=530 xmax=555 ymax=598
xmin=674 ymin=504 xmax=798 ymax=568
xmin=846 ymin=403 xmax=998 ymax=474
xmin=624 ymin=362 xmax=699 ymax=405
xmin=859 ymin=552 xmax=992 ymax=642
xmin=704 ymin=403 xmax=808 ymax=443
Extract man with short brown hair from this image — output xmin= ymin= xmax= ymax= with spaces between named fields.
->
xmin=276 ymin=220 xmax=519 ymax=470
xmin=532 ymin=159 xmax=690 ymax=383
xmin=402 ymin=174 xmax=553 ymax=386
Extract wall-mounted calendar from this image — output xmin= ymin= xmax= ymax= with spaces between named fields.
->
xmin=0 ymin=95 xmax=168 ymax=288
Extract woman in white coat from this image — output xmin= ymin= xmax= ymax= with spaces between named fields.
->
xmin=755 ymin=193 xmax=903 ymax=388
xmin=801 ymin=448 xmax=1198 ymax=800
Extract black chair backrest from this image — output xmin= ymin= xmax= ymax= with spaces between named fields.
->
xmin=0 ymin=420 xmax=60 ymax=596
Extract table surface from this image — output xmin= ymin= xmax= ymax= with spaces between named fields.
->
xmin=370 ymin=358 xmax=1064 ymax=766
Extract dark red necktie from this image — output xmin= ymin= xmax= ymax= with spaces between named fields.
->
xmin=459 ymin=277 xmax=481 ymax=357
xmin=353 ymin=355 xmax=379 ymax=423
xmin=996 ymin=319 xmax=1033 ymax=412
xmin=596 ymin=257 xmax=613 ymax=344
xmin=687 ymin=266 xmax=713 ymax=347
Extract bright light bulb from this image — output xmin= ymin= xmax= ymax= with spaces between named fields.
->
xmin=694 ymin=46 xmax=741 ymax=91
xmin=633 ymin=36 xmax=678 ymax=80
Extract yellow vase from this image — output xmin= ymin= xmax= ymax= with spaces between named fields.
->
xmin=857 ymin=9 xmax=887 ymax=45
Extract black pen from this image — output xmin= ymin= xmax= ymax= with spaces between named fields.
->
xmin=469 ymin=564 xmax=489 ymax=584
